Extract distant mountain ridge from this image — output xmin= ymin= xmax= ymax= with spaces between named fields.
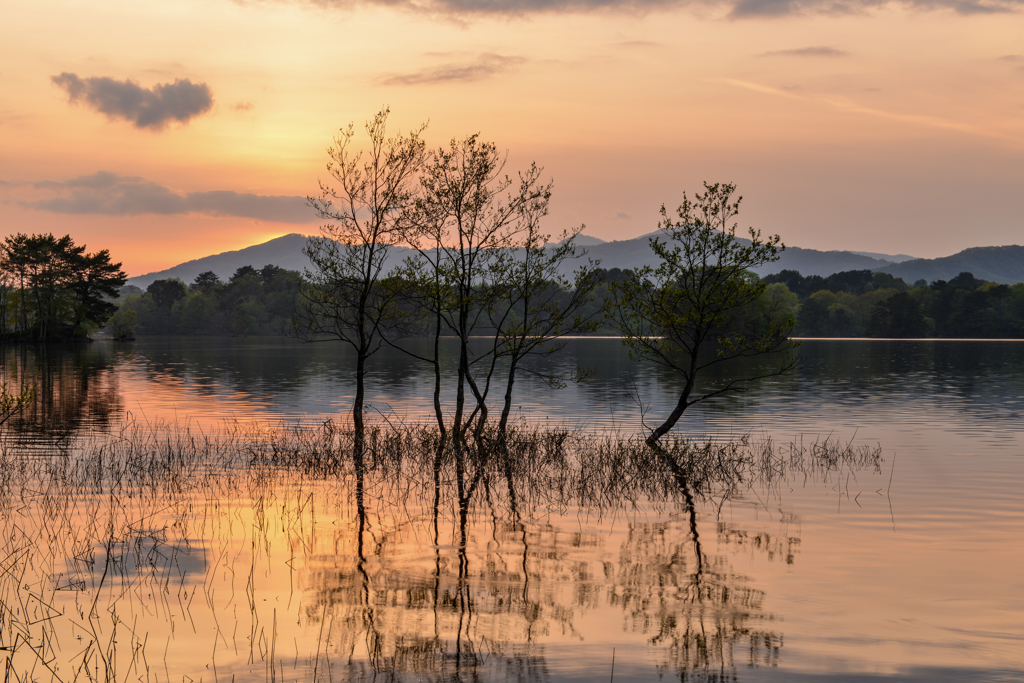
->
xmin=876 ymin=245 xmax=1024 ymax=285
xmin=128 ymin=234 xmax=318 ymax=288
xmin=125 ymin=233 xmax=1024 ymax=289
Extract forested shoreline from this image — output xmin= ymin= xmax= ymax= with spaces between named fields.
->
xmin=115 ymin=264 xmax=1024 ymax=340
xmin=0 ymin=233 xmax=126 ymax=342
xmin=763 ymin=268 xmax=1024 ymax=338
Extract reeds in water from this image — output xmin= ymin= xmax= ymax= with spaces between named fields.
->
xmin=0 ymin=418 xmax=883 ymax=682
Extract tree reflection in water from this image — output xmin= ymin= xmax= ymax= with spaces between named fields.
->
xmin=0 ymin=343 xmax=123 ymax=436
xmin=295 ymin=432 xmax=868 ymax=682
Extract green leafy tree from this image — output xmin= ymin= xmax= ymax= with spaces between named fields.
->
xmin=259 ymin=264 xmax=281 ymax=283
xmin=230 ymin=265 xmax=257 ymax=283
xmin=868 ymin=291 xmax=930 ymax=337
xmin=147 ymin=279 xmax=188 ymax=309
xmin=193 ymin=271 xmax=221 ymax=291
xmin=0 ymin=380 xmax=34 ymax=427
xmin=0 ymin=233 xmax=126 ymax=340
xmin=175 ymin=291 xmax=218 ymax=334
xmin=609 ymin=183 xmax=796 ymax=447
xmin=108 ymin=308 xmax=138 ymax=341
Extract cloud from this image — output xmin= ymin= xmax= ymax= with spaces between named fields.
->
xmin=761 ymin=46 xmax=848 ymax=56
xmin=996 ymin=55 xmax=1024 ymax=75
xmin=381 ymin=53 xmax=525 ymax=85
xmin=299 ymin=0 xmax=1024 ymax=18
xmin=233 ymin=101 xmax=255 ymax=111
xmin=722 ymin=77 xmax=1014 ymax=140
xmin=51 ymin=73 xmax=213 ymax=130
xmin=730 ymin=0 xmax=1019 ymax=16
xmin=24 ymin=172 xmax=314 ymax=223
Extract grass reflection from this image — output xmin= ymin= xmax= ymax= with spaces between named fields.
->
xmin=0 ymin=420 xmax=881 ymax=682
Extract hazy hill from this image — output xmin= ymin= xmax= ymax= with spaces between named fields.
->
xmin=127 ymin=234 xmax=314 ymax=288
xmin=852 ymin=250 xmax=918 ymax=264
xmin=128 ymin=235 xmax=413 ymax=289
xmin=876 ymin=246 xmax=1024 ymax=285
xmin=127 ymin=230 xmax=944 ymax=289
xmin=573 ymin=234 xmax=897 ymax=277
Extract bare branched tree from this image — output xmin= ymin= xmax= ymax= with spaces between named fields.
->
xmin=484 ymin=223 xmax=602 ymax=435
xmin=402 ymin=135 xmax=548 ymax=442
xmin=297 ymin=107 xmax=427 ymax=455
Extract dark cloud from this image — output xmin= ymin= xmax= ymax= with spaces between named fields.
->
xmin=761 ymin=46 xmax=848 ymax=56
xmin=733 ymin=0 xmax=1021 ymax=15
xmin=305 ymin=0 xmax=1024 ymax=18
xmin=25 ymin=172 xmax=314 ymax=223
xmin=381 ymin=53 xmax=524 ymax=85
xmin=51 ymin=73 xmax=213 ymax=130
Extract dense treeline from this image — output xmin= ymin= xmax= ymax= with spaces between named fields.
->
xmin=115 ymin=265 xmax=1024 ymax=340
xmin=116 ymin=264 xmax=795 ymax=339
xmin=113 ymin=265 xmax=303 ymax=338
xmin=0 ymin=233 xmax=126 ymax=342
xmin=763 ymin=269 xmax=1024 ymax=337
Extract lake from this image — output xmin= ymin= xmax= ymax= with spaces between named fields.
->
xmin=1 ymin=337 xmax=1022 ymax=682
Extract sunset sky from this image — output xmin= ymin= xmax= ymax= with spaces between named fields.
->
xmin=2 ymin=0 xmax=1023 ymax=276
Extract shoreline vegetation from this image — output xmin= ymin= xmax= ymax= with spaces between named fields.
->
xmin=0 ymin=416 xmax=884 ymax=682
xmin=105 ymin=266 xmax=1024 ymax=342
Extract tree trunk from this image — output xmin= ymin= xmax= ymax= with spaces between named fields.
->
xmin=465 ymin=366 xmax=488 ymax=440
xmin=353 ymin=350 xmax=366 ymax=468
xmin=453 ymin=340 xmax=467 ymax=443
xmin=497 ymin=357 xmax=518 ymax=434
xmin=645 ymin=378 xmax=694 ymax=447
xmin=432 ymin=310 xmax=445 ymax=437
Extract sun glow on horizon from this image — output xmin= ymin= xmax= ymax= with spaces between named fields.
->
xmin=3 ymin=0 xmax=1024 ymax=271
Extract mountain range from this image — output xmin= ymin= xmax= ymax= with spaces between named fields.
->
xmin=126 ymin=233 xmax=1024 ymax=289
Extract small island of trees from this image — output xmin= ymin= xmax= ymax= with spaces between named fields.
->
xmin=0 ymin=233 xmax=126 ymax=342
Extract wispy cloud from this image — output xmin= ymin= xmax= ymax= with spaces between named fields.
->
xmin=761 ymin=46 xmax=848 ymax=57
xmin=51 ymin=73 xmax=213 ymax=130
xmin=24 ymin=172 xmax=315 ymax=223
xmin=998 ymin=54 xmax=1024 ymax=74
xmin=381 ymin=53 xmax=525 ymax=86
xmin=289 ymin=0 xmax=1024 ymax=18
xmin=729 ymin=0 xmax=1019 ymax=16
xmin=721 ymin=78 xmax=1012 ymax=140
xmin=232 ymin=101 xmax=255 ymax=111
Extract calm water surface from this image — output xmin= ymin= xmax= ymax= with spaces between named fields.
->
xmin=1 ymin=337 xmax=1022 ymax=682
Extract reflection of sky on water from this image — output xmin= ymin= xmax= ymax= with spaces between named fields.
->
xmin=4 ymin=337 xmax=1023 ymax=681
xmin=68 ymin=337 xmax=1024 ymax=459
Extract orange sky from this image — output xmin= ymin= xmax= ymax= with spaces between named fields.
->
xmin=2 ymin=0 xmax=1023 ymax=275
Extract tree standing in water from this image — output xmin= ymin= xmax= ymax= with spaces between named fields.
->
xmin=610 ymin=183 xmax=797 ymax=448
xmin=401 ymin=135 xmax=550 ymax=443
xmin=297 ymin=108 xmax=426 ymax=455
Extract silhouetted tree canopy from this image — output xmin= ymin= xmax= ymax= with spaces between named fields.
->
xmin=768 ymin=268 xmax=1024 ymax=338
xmin=0 ymin=233 xmax=126 ymax=341
xmin=147 ymin=279 xmax=188 ymax=309
xmin=193 ymin=271 xmax=221 ymax=291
